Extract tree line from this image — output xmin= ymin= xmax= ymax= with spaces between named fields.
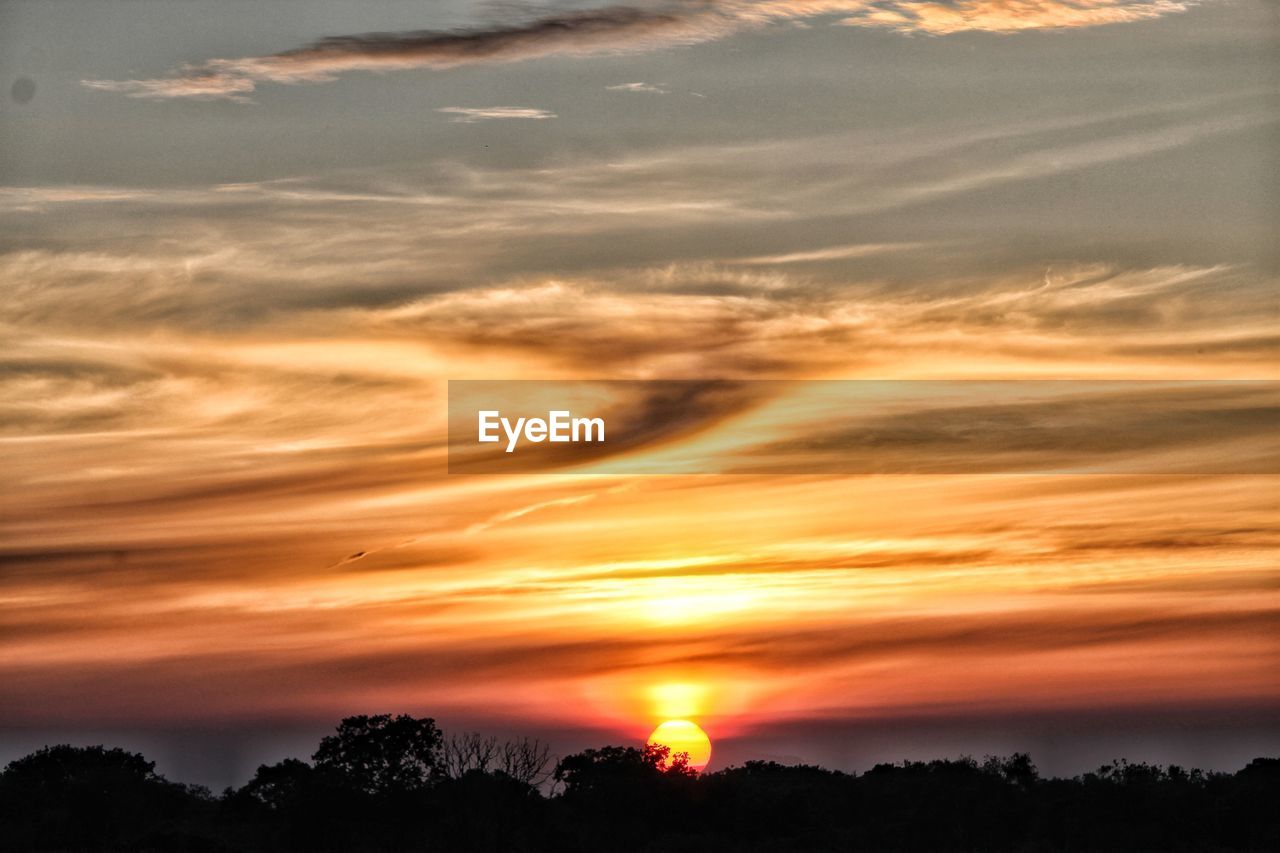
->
xmin=1 ymin=713 xmax=1276 ymax=852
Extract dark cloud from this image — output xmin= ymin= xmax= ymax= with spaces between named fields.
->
xmin=80 ymin=1 xmax=1202 ymax=100
xmin=82 ymin=3 xmax=729 ymax=101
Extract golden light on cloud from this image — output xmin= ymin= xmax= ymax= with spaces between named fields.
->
xmin=648 ymin=682 xmax=711 ymax=721
xmin=639 ymin=575 xmax=761 ymax=625
xmin=648 ymin=720 xmax=713 ymax=771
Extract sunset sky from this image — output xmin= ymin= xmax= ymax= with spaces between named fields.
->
xmin=1 ymin=0 xmax=1277 ymax=789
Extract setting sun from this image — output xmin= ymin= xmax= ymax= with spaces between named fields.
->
xmin=648 ymin=720 xmax=713 ymax=771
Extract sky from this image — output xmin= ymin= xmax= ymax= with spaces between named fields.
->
xmin=1 ymin=0 xmax=1277 ymax=790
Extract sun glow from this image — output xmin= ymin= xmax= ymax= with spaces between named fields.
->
xmin=648 ymin=681 xmax=709 ymax=720
xmin=648 ymin=719 xmax=713 ymax=771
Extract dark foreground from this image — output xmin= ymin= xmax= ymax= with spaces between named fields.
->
xmin=2 ymin=715 xmax=1276 ymax=852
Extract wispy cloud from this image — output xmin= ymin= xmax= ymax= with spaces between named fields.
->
xmin=466 ymin=492 xmax=601 ymax=536
xmin=80 ymin=1 xmax=1202 ymax=101
xmin=81 ymin=75 xmax=257 ymax=102
xmin=438 ymin=106 xmax=557 ymax=123
xmin=733 ymin=242 xmax=928 ymax=265
xmin=607 ymin=82 xmax=670 ymax=94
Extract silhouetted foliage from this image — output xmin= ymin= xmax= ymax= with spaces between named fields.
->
xmin=0 ymin=744 xmax=219 ymax=851
xmin=428 ymin=770 xmax=547 ymax=853
xmin=311 ymin=713 xmax=444 ymax=795
xmin=219 ymin=757 xmax=363 ymax=852
xmin=233 ymin=757 xmax=316 ymax=811
xmin=3 ymin=720 xmax=1277 ymax=852
xmin=550 ymin=743 xmax=697 ymax=851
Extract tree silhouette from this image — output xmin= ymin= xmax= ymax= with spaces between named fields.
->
xmin=3 ymin=743 xmax=161 ymax=789
xmin=552 ymin=744 xmax=697 ymax=850
xmin=442 ymin=731 xmax=499 ymax=780
xmin=312 ymin=713 xmax=443 ymax=795
xmin=3 ymin=724 xmax=1278 ymax=852
xmin=553 ymin=742 xmax=693 ymax=794
xmin=0 ymin=744 xmax=213 ymax=851
xmin=497 ymin=736 xmax=554 ymax=787
xmin=983 ymin=751 xmax=1039 ymax=787
xmin=443 ymin=732 xmax=553 ymax=787
xmin=235 ymin=757 xmax=316 ymax=810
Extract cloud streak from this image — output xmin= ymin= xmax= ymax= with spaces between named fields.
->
xmin=438 ymin=106 xmax=557 ymax=123
xmin=607 ymin=81 xmax=670 ymax=93
xmin=80 ymin=1 xmax=1201 ymax=100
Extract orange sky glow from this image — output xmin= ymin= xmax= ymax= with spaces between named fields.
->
xmin=2 ymin=0 xmax=1277 ymax=787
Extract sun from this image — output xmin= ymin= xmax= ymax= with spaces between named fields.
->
xmin=647 ymin=719 xmax=712 ymax=771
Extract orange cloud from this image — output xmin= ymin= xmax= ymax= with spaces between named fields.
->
xmin=836 ymin=0 xmax=1198 ymax=34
